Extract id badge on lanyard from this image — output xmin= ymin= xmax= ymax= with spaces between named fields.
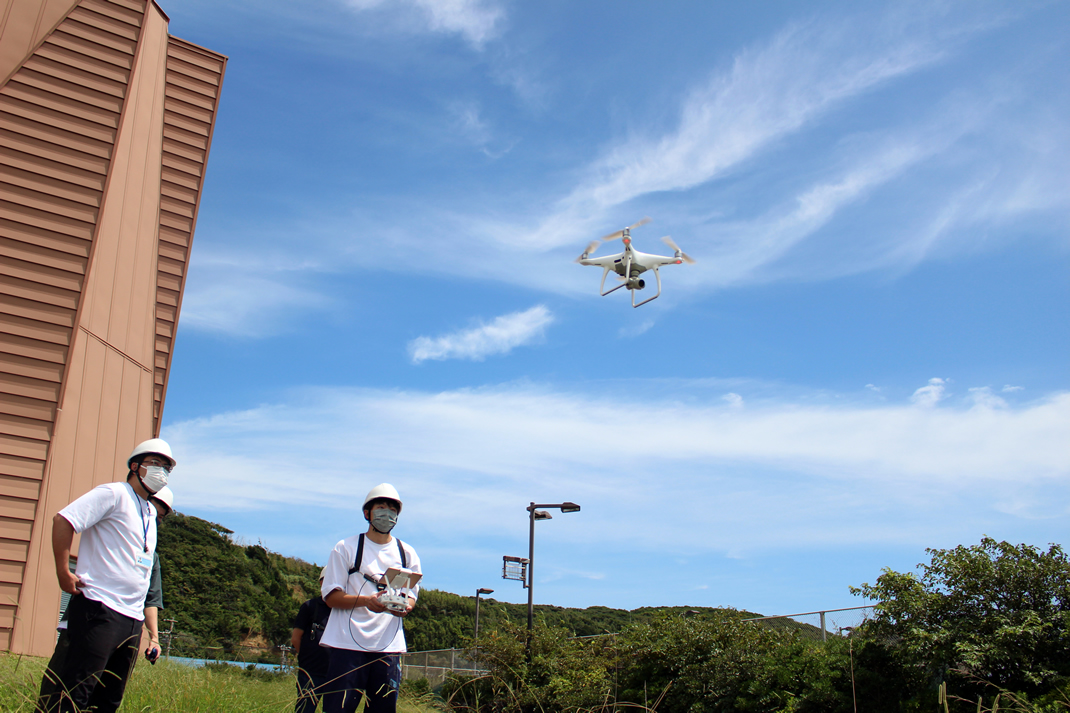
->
xmin=137 ymin=553 xmax=153 ymax=569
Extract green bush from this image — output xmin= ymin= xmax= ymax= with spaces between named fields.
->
xmin=853 ymin=537 xmax=1070 ymax=702
xmin=444 ymin=621 xmax=615 ymax=712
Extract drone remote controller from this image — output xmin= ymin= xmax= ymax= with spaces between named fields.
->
xmin=379 ymin=567 xmax=422 ymax=613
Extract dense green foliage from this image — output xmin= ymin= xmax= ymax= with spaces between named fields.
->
xmin=154 ymin=517 xmax=1067 ymax=711
xmin=853 ymin=537 xmax=1070 ymax=704
xmin=444 ymin=612 xmax=864 ymax=713
xmin=157 ymin=514 xmax=725 ymax=656
xmin=442 ymin=539 xmax=1069 ymax=712
xmin=404 ymin=590 xmax=736 ymax=652
xmin=157 ymin=514 xmax=321 ymax=655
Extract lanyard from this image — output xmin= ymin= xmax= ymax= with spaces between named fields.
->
xmin=127 ymin=483 xmax=151 ymax=553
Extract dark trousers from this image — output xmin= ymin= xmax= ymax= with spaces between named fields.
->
xmin=295 ymin=668 xmax=328 ymax=713
xmin=41 ymin=595 xmax=143 ymax=713
xmin=322 ymin=648 xmax=401 ymax=713
xmin=36 ymin=629 xmax=70 ymax=712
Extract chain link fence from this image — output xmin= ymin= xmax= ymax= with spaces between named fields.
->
xmin=401 ymin=648 xmax=486 ymax=687
xmin=742 ymin=605 xmax=874 ymax=641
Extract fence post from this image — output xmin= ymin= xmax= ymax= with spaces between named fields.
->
xmin=820 ymin=612 xmax=826 ymax=642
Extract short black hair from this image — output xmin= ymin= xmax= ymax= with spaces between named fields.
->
xmin=364 ymin=497 xmax=400 ymax=515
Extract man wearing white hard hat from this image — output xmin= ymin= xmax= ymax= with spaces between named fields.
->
xmin=42 ymin=438 xmax=176 ymax=713
xmin=320 ymin=483 xmax=422 ymax=713
xmin=37 ymin=485 xmax=174 ymax=711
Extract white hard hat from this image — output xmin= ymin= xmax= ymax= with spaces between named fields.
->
xmin=363 ymin=483 xmax=402 ymax=513
xmin=128 ymin=438 xmax=176 ymax=469
xmin=151 ymin=486 xmax=174 ymax=516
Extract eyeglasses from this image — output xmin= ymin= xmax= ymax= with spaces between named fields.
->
xmin=140 ymin=460 xmax=172 ymax=473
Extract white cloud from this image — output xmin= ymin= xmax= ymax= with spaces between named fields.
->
xmin=342 ymin=0 xmax=505 ymax=48
xmin=181 ymin=251 xmax=331 ymax=337
xmin=409 ymin=305 xmax=554 ymax=363
xmin=911 ymin=378 xmax=948 ymax=408
xmin=1003 ymin=385 xmax=1024 ymax=393
xmin=723 ymin=392 xmax=744 ymax=408
xmin=563 ymin=17 xmax=947 ymax=212
xmin=618 ymin=319 xmax=655 ymax=339
xmin=163 ymin=382 xmax=1070 ymax=553
xmin=969 ymin=386 xmax=1008 ymax=409
xmin=324 ymin=6 xmax=1041 ymax=297
xmin=446 ymin=101 xmax=515 ymax=158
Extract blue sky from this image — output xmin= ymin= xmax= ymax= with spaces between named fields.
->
xmin=157 ymin=0 xmax=1068 ymax=618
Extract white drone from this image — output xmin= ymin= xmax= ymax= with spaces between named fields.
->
xmin=575 ymin=218 xmax=695 ymax=307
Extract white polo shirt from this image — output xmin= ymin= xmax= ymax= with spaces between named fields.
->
xmin=59 ymin=481 xmax=157 ymax=620
xmin=320 ymin=534 xmax=421 ymax=653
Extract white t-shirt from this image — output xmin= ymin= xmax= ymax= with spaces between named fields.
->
xmin=59 ymin=481 xmax=157 ymax=620
xmin=320 ymin=533 xmax=421 ymax=653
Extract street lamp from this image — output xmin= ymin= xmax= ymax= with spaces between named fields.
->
xmin=474 ymin=587 xmax=494 ymax=642
xmin=526 ymin=501 xmax=581 ymax=636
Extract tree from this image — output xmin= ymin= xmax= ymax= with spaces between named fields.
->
xmin=852 ymin=537 xmax=1070 ymax=699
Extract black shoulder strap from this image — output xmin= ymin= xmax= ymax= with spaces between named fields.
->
xmin=314 ymin=596 xmax=331 ymax=623
xmin=348 ymin=533 xmax=407 ymax=574
xmin=348 ymin=533 xmax=365 ymax=575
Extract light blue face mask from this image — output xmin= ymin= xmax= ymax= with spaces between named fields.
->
xmin=370 ymin=507 xmax=398 ymax=534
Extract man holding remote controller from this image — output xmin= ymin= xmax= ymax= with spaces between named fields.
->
xmin=320 ymin=484 xmax=422 ymax=713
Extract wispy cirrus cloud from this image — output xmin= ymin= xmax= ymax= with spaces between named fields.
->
xmin=408 ymin=305 xmax=554 ymax=363
xmin=341 ymin=0 xmax=506 ymax=48
xmin=559 ymin=12 xmax=951 ymax=216
xmin=180 ymin=250 xmax=331 ymax=338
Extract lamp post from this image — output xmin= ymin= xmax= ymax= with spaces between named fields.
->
xmin=474 ymin=587 xmax=494 ymax=642
xmin=526 ymin=501 xmax=581 ymax=637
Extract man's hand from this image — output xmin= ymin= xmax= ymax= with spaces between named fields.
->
xmin=363 ymin=592 xmax=388 ymax=614
xmin=145 ymin=644 xmax=161 ymax=664
xmin=57 ymin=569 xmax=82 ymax=595
xmin=390 ymin=596 xmax=416 ymax=618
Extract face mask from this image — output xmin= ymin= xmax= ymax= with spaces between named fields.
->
xmin=140 ymin=466 xmax=169 ymax=494
xmin=370 ymin=508 xmax=398 ymax=534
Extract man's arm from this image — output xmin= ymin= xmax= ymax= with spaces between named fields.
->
xmin=144 ymin=606 xmax=160 ymax=657
xmin=290 ymin=628 xmax=302 ymax=654
xmin=51 ymin=514 xmax=81 ymax=595
xmin=323 ymin=589 xmax=387 ymax=613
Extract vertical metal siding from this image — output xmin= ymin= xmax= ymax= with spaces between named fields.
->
xmin=0 ymin=0 xmax=223 ymax=656
xmin=0 ymin=0 xmax=142 ymax=652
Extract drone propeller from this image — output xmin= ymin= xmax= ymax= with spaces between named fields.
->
xmin=574 ymin=240 xmax=602 ymax=263
xmin=661 ymin=236 xmax=695 ymax=264
xmin=600 ymin=217 xmax=651 ymax=242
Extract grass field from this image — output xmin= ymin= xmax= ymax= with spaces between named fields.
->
xmin=0 ymin=653 xmax=440 ymax=712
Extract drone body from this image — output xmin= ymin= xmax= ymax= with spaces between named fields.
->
xmin=575 ymin=218 xmax=694 ymax=307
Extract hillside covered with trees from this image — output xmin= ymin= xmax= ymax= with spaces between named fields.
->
xmin=156 ymin=513 xmax=733 ymax=656
xmin=156 ymin=515 xmax=1068 ymax=711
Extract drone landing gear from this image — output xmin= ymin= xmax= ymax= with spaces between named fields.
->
xmin=631 ymin=267 xmax=661 ymax=307
xmin=599 ymin=267 xmax=627 ymax=296
xmin=598 ymin=266 xmax=663 ymax=307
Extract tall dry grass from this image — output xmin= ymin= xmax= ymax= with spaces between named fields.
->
xmin=0 ymin=653 xmax=439 ymax=712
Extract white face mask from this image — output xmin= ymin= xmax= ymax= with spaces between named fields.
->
xmin=140 ymin=465 xmax=169 ymax=494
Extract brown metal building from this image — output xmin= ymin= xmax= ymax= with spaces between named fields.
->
xmin=0 ymin=0 xmax=225 ymax=656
